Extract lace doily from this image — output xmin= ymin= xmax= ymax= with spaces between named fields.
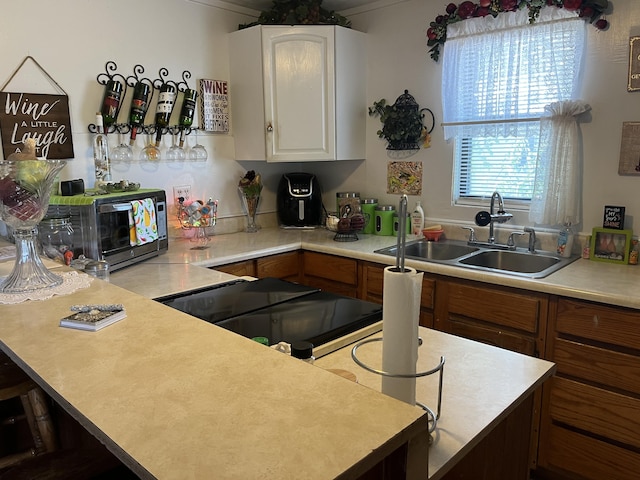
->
xmin=0 ymin=270 xmax=93 ymax=304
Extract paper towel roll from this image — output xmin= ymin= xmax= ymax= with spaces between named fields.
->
xmin=381 ymin=265 xmax=423 ymax=406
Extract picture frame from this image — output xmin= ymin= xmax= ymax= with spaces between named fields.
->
xmin=618 ymin=122 xmax=640 ymax=175
xmin=628 ymin=36 xmax=640 ymax=92
xmin=589 ymin=228 xmax=633 ymax=264
xmin=603 ymin=205 xmax=625 ymax=229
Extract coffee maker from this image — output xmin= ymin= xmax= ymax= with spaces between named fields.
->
xmin=277 ymin=173 xmax=323 ymax=228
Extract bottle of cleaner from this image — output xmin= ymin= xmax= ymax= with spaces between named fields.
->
xmin=411 ymin=201 xmax=425 ymax=236
xmin=557 ymin=222 xmax=574 ymax=258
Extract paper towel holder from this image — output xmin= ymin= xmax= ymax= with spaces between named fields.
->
xmin=351 ymin=337 xmax=444 ymax=434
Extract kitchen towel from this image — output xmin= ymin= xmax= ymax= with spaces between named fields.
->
xmin=130 ymin=198 xmax=158 ymax=246
xmin=381 ymin=265 xmax=423 ymax=406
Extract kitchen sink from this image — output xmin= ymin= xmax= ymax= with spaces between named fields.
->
xmin=375 ymin=239 xmax=579 ymax=279
xmin=458 ymin=250 xmax=562 ymax=275
xmin=376 ymin=241 xmax=479 ymax=261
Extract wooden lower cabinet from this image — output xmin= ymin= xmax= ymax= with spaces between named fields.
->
xmin=359 ymin=261 xmax=435 ymax=328
xmin=215 ymin=251 xmax=301 ymax=282
xmin=301 ymin=251 xmax=358 ymax=297
xmin=538 ymin=297 xmax=640 ymax=480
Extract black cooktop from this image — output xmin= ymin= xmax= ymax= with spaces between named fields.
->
xmin=155 ymin=277 xmax=382 ymax=347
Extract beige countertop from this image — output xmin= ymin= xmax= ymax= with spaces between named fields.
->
xmin=0 ymin=275 xmax=428 ymax=479
xmin=315 ymin=328 xmax=556 ymax=480
xmin=138 ymin=227 xmax=640 ymax=310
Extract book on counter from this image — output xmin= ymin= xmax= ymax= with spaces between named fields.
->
xmin=59 ymin=304 xmax=126 ymax=331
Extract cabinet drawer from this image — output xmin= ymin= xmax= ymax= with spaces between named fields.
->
xmin=556 ymin=298 xmax=640 ymax=350
xmin=303 ymin=252 xmax=357 ymax=285
xmin=215 ymin=260 xmax=255 ymax=277
xmin=256 ymin=251 xmax=300 ymax=280
xmin=447 ymin=318 xmax=536 ymax=356
xmin=553 ymin=337 xmax=640 ymax=395
xmin=549 ymin=376 xmax=640 ymax=449
xmin=446 ymin=282 xmax=541 ymax=333
xmin=360 ymin=263 xmax=435 ymax=309
xmin=541 ymin=423 xmax=640 ymax=480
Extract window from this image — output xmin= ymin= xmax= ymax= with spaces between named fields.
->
xmin=442 ymin=8 xmax=586 ymax=206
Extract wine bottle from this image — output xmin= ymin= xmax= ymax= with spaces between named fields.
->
xmin=178 ymin=88 xmax=198 ymax=147
xmin=128 ymin=82 xmax=151 ymax=146
xmin=154 ymin=83 xmax=176 ymax=146
xmin=100 ymin=79 xmax=123 ymax=129
xmin=93 ymin=113 xmax=111 ymax=187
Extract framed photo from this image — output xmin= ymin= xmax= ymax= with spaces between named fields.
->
xmin=590 ymin=228 xmax=633 ymax=264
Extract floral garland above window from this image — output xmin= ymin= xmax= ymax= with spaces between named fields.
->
xmin=427 ymin=0 xmax=609 ymax=61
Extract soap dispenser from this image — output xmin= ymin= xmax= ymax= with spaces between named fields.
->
xmin=411 ymin=201 xmax=425 ymax=236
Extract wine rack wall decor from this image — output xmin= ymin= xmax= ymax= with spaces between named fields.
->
xmin=88 ymin=61 xmax=207 ymax=162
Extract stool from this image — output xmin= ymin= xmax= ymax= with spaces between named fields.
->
xmin=0 ymin=352 xmax=58 ymax=469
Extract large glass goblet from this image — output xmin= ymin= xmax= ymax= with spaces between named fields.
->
xmin=0 ymin=159 xmax=67 ymax=293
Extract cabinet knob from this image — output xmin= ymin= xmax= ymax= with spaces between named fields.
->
xmin=266 ymin=122 xmax=273 ymax=132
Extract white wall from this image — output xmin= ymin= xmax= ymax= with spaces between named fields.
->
xmin=2 ymin=0 xmax=639 ymax=238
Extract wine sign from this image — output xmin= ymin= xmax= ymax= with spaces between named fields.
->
xmin=198 ymin=79 xmax=229 ymax=133
xmin=0 ymin=92 xmax=75 ymax=160
xmin=603 ymin=205 xmax=625 ymax=230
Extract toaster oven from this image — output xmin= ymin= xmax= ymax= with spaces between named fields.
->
xmin=46 ymin=189 xmax=168 ymax=271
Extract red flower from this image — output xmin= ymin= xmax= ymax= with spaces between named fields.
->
xmin=427 ymin=28 xmax=437 ymax=40
xmin=499 ymin=0 xmax=519 ymax=11
xmin=457 ymin=1 xmax=477 ymax=18
xmin=594 ymin=18 xmax=608 ymax=30
xmin=476 ymin=6 xmax=491 ymax=16
xmin=563 ymin=0 xmax=583 ymax=11
xmin=479 ymin=0 xmax=491 ymax=6
xmin=446 ymin=3 xmax=457 ymax=14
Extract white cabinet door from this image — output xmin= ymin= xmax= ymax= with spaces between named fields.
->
xmin=229 ymin=25 xmax=365 ymax=162
xmin=263 ymin=27 xmax=335 ymax=162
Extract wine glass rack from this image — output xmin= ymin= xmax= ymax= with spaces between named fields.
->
xmin=88 ymin=61 xmax=206 ymax=162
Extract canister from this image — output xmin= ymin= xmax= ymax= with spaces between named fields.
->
xmin=361 ymin=198 xmax=378 ymax=234
xmin=85 ymin=260 xmax=110 ymax=282
xmin=374 ymin=205 xmax=395 ymax=236
xmin=336 ymin=192 xmax=360 ymax=218
xmin=393 ymin=212 xmax=411 ymax=236
xmin=38 ymin=216 xmax=74 ymax=265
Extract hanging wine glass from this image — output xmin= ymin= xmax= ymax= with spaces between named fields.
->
xmin=111 ymin=130 xmax=133 ymax=162
xmin=188 ymin=128 xmax=208 ymax=161
xmin=140 ymin=133 xmax=160 ymax=161
xmin=166 ymin=131 xmax=186 ymax=162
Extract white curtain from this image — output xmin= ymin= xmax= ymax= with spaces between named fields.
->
xmin=442 ymin=7 xmax=585 ymax=140
xmin=528 ymin=100 xmax=590 ymax=226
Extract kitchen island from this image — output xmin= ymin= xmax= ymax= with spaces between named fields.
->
xmin=0 ymin=269 xmax=429 ymax=479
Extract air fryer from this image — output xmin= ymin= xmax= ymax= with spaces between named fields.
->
xmin=277 ymin=173 xmax=323 ymax=227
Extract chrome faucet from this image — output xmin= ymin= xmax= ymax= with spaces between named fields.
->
xmin=488 ymin=191 xmax=512 ymax=243
xmin=524 ymin=227 xmax=536 ymax=253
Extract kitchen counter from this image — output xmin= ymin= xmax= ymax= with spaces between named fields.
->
xmin=315 ymin=328 xmax=556 ymax=479
xmin=0 ymin=233 xmax=555 ymax=479
xmin=143 ymin=227 xmax=640 ymax=310
xmin=0 ymin=272 xmax=428 ymax=479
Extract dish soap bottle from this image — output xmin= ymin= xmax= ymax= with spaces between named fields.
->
xmin=557 ymin=222 xmax=574 ymax=258
xmin=411 ymin=201 xmax=424 ymax=236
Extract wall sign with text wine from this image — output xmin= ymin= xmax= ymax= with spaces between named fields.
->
xmin=87 ymin=61 xmax=206 ymax=162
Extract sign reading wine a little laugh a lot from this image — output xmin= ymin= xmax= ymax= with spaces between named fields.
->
xmin=0 ymin=91 xmax=74 ymax=160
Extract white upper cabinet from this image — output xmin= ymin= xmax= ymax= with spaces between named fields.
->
xmin=229 ymin=25 xmax=366 ymax=162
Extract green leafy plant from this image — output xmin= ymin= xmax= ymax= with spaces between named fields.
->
xmin=368 ymin=99 xmax=427 ymax=151
xmin=427 ymin=0 xmax=610 ymax=61
xmin=239 ymin=0 xmax=351 ymax=29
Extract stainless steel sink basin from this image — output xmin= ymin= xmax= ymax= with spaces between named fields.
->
xmin=375 ymin=239 xmax=579 ymax=278
xmin=375 ymin=240 xmax=479 ymax=261
xmin=458 ymin=250 xmax=561 ymax=275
